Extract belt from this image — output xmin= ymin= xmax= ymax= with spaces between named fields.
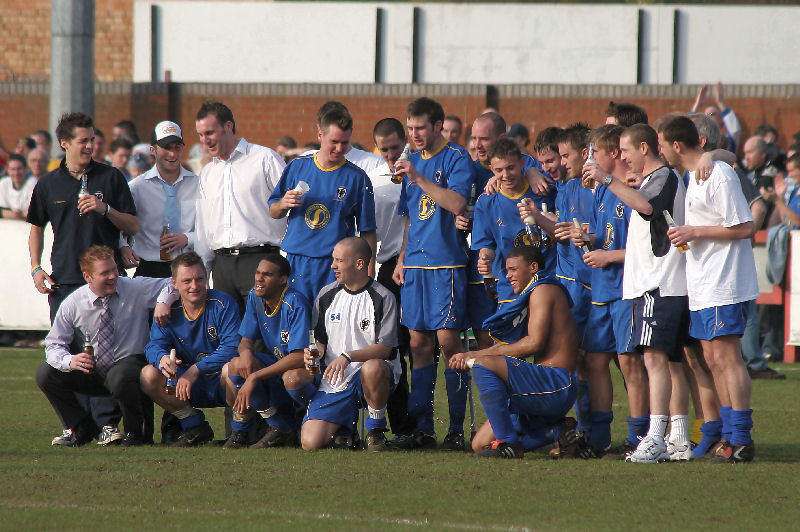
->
xmin=214 ymin=244 xmax=280 ymax=257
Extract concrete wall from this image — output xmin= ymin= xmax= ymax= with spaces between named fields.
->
xmin=130 ymin=2 xmax=800 ymax=85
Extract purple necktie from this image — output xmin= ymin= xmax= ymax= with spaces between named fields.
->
xmin=94 ymin=296 xmax=115 ymax=375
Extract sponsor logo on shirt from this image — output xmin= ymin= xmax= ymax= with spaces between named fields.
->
xmin=305 ymin=203 xmax=331 ymax=230
xmin=274 ymin=346 xmax=283 ymax=359
xmin=513 ymin=229 xmax=540 ymax=248
xmin=418 ymin=194 xmax=436 ymax=220
xmin=602 ymin=223 xmax=614 ymax=250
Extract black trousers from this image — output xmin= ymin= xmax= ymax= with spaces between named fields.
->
xmin=36 ymin=354 xmax=153 ymax=439
xmin=134 ymin=260 xmax=173 ymax=279
xmin=376 ymin=255 xmax=414 ymax=436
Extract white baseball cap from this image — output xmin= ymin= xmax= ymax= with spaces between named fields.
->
xmin=152 ymin=120 xmax=184 ymax=147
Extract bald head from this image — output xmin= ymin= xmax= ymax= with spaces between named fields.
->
xmin=473 ymin=112 xmax=506 ymax=138
xmin=337 ymin=237 xmax=372 ymax=263
xmin=743 ymin=136 xmax=767 ymax=171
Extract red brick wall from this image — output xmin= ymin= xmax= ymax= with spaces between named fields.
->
xmin=3 ymin=82 xmax=800 ymax=159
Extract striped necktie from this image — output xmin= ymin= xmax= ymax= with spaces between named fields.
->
xmin=94 ymin=296 xmax=115 ymax=375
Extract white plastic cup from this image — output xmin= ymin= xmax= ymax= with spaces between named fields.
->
xmin=293 ymin=181 xmax=310 ymax=195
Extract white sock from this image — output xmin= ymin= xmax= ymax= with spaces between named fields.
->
xmin=368 ymin=406 xmax=386 ymax=420
xmin=647 ymin=415 xmax=669 ymax=440
xmin=669 ymin=415 xmax=689 ymax=445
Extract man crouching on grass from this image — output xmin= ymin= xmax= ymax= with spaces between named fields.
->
xmin=449 ymin=246 xmax=580 ymax=459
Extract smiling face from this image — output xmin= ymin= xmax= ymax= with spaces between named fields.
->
xmin=619 ymin=134 xmax=645 ymax=174
xmin=152 ymin=141 xmax=184 ymax=177
xmin=61 ymin=126 xmax=94 ymax=169
xmin=172 ymin=263 xmax=208 ymax=308
xmin=505 ymin=255 xmax=537 ymax=294
xmin=83 ymin=258 xmax=120 ymax=297
xmin=490 ymin=154 xmax=525 ymax=194
xmin=317 ymin=124 xmax=352 ymax=167
xmin=558 ymin=141 xmax=586 ymax=180
xmin=471 ymin=118 xmax=500 ymax=165
xmin=536 ymin=147 xmax=565 ymax=182
xmin=195 ymin=114 xmax=236 ymax=160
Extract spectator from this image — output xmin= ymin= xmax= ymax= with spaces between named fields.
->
xmin=442 ymin=115 xmax=463 ymax=145
xmin=112 ymin=119 xmax=140 ymax=144
xmin=506 ymin=122 xmax=531 ymax=155
xmin=108 ymin=138 xmax=133 ymax=180
xmin=604 ymin=101 xmax=649 ymax=127
xmin=0 ymin=153 xmax=36 ymax=219
xmin=690 ymin=82 xmax=741 ymax=153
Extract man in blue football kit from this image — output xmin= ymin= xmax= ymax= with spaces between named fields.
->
xmin=221 ymin=254 xmax=312 ymax=449
xmin=472 ymin=138 xmax=556 ymax=306
xmin=269 ymin=102 xmax=377 ymax=303
xmin=390 ymin=97 xmax=475 ymax=450
xmin=449 ymin=246 xmax=580 ymax=459
xmin=140 ymin=252 xmax=242 ymax=446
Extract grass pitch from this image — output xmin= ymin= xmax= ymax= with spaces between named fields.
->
xmin=1 ymin=348 xmax=799 ymax=531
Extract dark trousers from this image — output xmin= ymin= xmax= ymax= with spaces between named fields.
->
xmin=377 ymin=255 xmax=414 ymax=436
xmin=47 ymin=282 xmax=122 ymax=430
xmin=134 ymin=260 xmax=173 ymax=279
xmin=36 ymin=354 xmax=153 ymax=440
xmin=212 ymin=249 xmax=279 ymax=317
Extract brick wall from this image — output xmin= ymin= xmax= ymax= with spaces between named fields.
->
xmin=3 ymin=82 xmax=800 ymax=158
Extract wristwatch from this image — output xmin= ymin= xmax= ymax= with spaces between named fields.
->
xmin=603 ymin=174 xmax=613 ymax=186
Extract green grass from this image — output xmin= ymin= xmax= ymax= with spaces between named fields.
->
xmin=1 ymin=348 xmax=799 ymax=531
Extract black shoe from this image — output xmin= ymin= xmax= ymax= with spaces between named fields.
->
xmin=387 ymin=430 xmax=437 ymax=451
xmin=602 ymin=438 xmax=637 ymax=460
xmin=366 ymin=429 xmax=388 ymax=452
xmin=172 ymin=421 xmax=214 ymax=447
xmin=331 ymin=432 xmax=363 ymax=450
xmin=223 ymin=430 xmax=250 ymax=449
xmin=121 ymin=432 xmax=148 ymax=447
xmin=748 ymin=367 xmax=786 ymax=380
xmin=549 ymin=417 xmax=583 ymax=459
xmin=475 ymin=439 xmax=524 ymax=459
xmin=440 ymin=430 xmax=465 ymax=451
xmin=250 ymin=426 xmax=298 ymax=449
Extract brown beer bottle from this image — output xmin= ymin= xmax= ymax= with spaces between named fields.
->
xmin=307 ymin=330 xmax=321 ymax=375
xmin=160 ymin=224 xmax=172 ymax=261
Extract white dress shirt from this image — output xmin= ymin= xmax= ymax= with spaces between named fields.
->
xmin=45 ymin=277 xmax=174 ymax=371
xmin=195 ymin=138 xmax=287 ymax=266
xmin=302 ymin=146 xmax=384 ymax=174
xmin=122 ymin=165 xmax=199 ymax=261
xmin=368 ymin=162 xmax=405 ymax=262
xmin=0 ymin=176 xmax=36 ymax=212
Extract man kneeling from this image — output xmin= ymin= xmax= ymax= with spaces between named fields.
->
xmin=283 ymin=237 xmax=399 ymax=451
xmin=141 ymin=252 xmax=241 ymax=446
xmin=449 ymin=246 xmax=579 ymax=458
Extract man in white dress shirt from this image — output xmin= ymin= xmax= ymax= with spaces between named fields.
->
xmin=120 ymin=121 xmax=200 ymax=279
xmin=194 ymin=100 xmax=287 ymax=315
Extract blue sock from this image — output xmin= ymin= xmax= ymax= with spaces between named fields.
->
xmin=286 ymin=382 xmax=317 ymax=409
xmin=265 ymin=413 xmax=294 ymax=432
xmin=473 ymin=364 xmax=518 ymax=445
xmin=230 ymin=419 xmax=252 ymax=432
xmin=730 ymin=409 xmax=754 ymax=446
xmin=588 ymin=411 xmax=613 ymax=450
xmin=720 ymin=405 xmax=733 ymax=442
xmin=408 ymin=365 xmax=437 ymax=436
xmin=180 ymin=411 xmax=204 ymax=430
xmin=365 ymin=407 xmax=388 ymax=432
xmin=444 ymin=368 xmax=470 ymax=434
xmin=574 ymin=380 xmax=591 ymax=435
xmin=627 ymin=416 xmax=649 ymax=445
xmin=694 ymin=419 xmax=722 ymax=456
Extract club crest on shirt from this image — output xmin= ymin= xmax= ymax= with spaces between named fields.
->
xmin=514 ymin=229 xmax=540 ymax=248
xmin=94 ymin=192 xmax=104 ymax=202
xmin=305 ymin=203 xmax=331 ymax=230
xmin=336 ymin=186 xmax=347 ymax=199
xmin=207 ymin=326 xmax=218 ymax=340
xmin=418 ymin=194 xmax=436 ymax=220
xmin=434 ymin=170 xmax=442 ymax=183
xmin=359 ymin=318 xmax=370 ymax=332
xmin=602 ymin=223 xmax=614 ymax=250
xmin=280 ymin=330 xmax=289 ymax=345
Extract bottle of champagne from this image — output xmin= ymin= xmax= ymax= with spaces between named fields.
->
xmin=77 ymin=175 xmax=90 ymax=217
xmin=164 ymin=348 xmax=177 ymax=395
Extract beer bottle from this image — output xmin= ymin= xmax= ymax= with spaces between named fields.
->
xmin=77 ymin=175 xmax=90 ymax=216
xmin=582 ymin=143 xmax=595 ymax=189
xmin=160 ymin=224 xmax=172 ymax=261
xmin=483 ymin=273 xmax=498 ymax=300
xmin=307 ymin=330 xmax=321 ymax=375
xmin=164 ymin=348 xmax=177 ymax=395
xmin=82 ymin=331 xmax=94 ymax=373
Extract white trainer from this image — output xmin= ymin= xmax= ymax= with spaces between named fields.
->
xmin=625 ymin=434 xmax=669 ymax=463
xmin=51 ymin=428 xmax=76 ymax=446
xmin=97 ymin=425 xmax=123 ymax=446
xmin=667 ymin=440 xmax=694 ymax=461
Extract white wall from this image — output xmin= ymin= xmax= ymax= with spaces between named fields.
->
xmin=133 ymin=2 xmax=800 ymax=85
